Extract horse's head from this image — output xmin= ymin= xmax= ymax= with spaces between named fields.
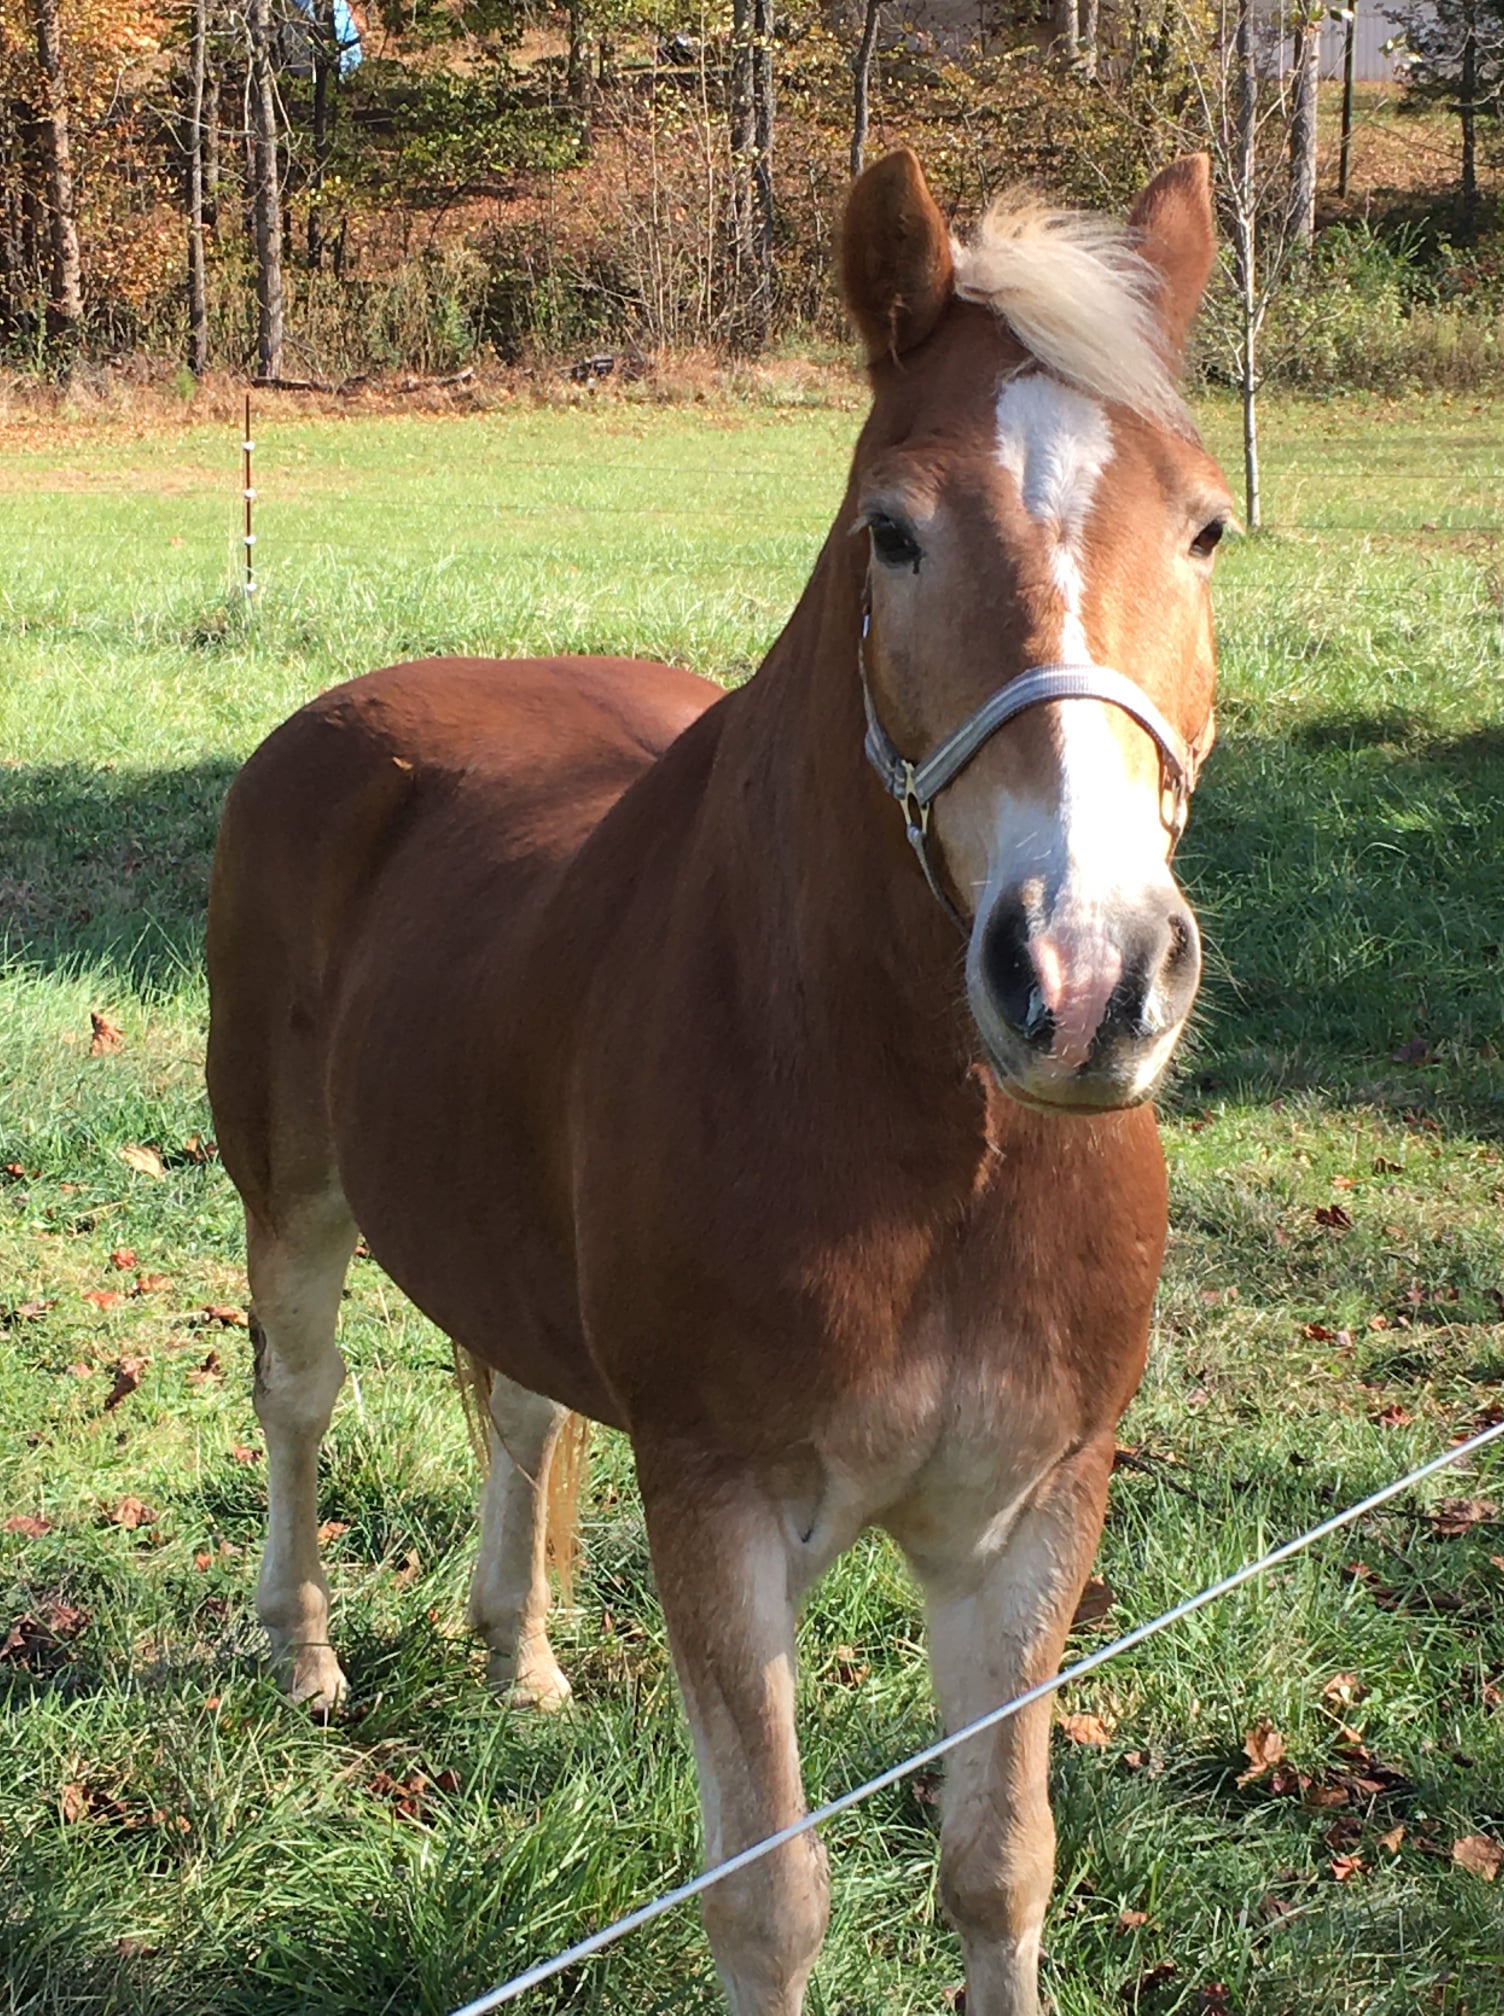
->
xmin=842 ymin=149 xmax=1231 ymax=1114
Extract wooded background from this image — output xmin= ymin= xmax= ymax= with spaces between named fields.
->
xmin=3 ymin=0 xmax=1503 ymax=388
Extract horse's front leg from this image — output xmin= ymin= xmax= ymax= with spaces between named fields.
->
xmin=904 ymin=1438 xmax=1115 ymax=2016
xmin=638 ymin=1444 xmax=830 ymax=2016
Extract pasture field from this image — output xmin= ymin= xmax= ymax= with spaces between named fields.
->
xmin=2 ymin=388 xmax=1504 ymax=2015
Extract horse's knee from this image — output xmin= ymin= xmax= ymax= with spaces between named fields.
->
xmin=939 ymin=1806 xmax=1054 ymax=1945
xmin=703 ymin=1835 xmax=829 ymax=2013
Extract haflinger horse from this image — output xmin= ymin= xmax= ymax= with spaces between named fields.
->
xmin=207 ymin=147 xmax=1232 ymax=2016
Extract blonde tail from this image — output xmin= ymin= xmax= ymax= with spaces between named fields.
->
xmin=454 ymin=1346 xmax=590 ymax=1601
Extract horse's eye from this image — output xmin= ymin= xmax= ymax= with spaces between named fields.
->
xmin=1191 ymin=518 xmax=1226 ymax=560
xmin=867 ymin=513 xmax=922 ymax=571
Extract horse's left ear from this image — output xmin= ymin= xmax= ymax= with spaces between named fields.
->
xmin=842 ymin=148 xmax=954 ymax=363
xmin=1128 ymin=154 xmax=1216 ymax=361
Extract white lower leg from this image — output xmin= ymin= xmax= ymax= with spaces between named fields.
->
xmin=466 ymin=1373 xmax=571 ymax=1710
xmin=248 ymin=1205 xmax=354 ymax=1712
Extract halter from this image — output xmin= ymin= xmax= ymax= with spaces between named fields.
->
xmin=857 ymin=588 xmax=1207 ymax=936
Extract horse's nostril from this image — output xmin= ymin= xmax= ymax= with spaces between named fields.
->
xmin=979 ymin=902 xmax=1054 ymax=1049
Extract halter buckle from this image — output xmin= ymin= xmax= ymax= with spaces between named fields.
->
xmin=899 ymin=761 xmax=929 ymax=845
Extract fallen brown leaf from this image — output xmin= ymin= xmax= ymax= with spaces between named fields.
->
xmin=1321 ymin=1672 xmax=1368 ymax=1709
xmin=1379 ymin=1824 xmax=1406 ymax=1854
xmin=1315 ymin=1203 xmax=1353 ymax=1231
xmin=82 ymin=1289 xmax=126 ymax=1312
xmin=1453 ymin=1833 xmax=1502 ymax=1880
xmin=186 ymin=1350 xmax=223 ymax=1389
xmin=9 ymin=1298 xmax=57 ymax=1323
xmin=178 ymin=1133 xmax=217 ymax=1164
xmin=316 ymin=1519 xmax=349 ymax=1544
xmin=109 ymin=1248 xmax=137 ymax=1272
xmin=89 ymin=1011 xmax=125 ymax=1056
xmin=4 ymin=1514 xmax=51 ymax=1537
xmin=1432 ymin=1497 xmax=1497 ymax=1538
xmin=132 ymin=1272 xmax=172 ymax=1296
xmin=1371 ymin=1403 xmax=1413 ymax=1428
xmin=201 ymin=1305 xmax=249 ymax=1328
xmin=1237 ymin=1719 xmax=1286 ymax=1786
xmin=1117 ymin=1908 xmax=1149 ymax=1930
xmin=60 ymin=1781 xmax=90 ymax=1822
xmin=1072 ymin=1576 xmax=1115 ymax=1628
xmin=103 ymin=1356 xmax=147 ymax=1411
xmin=106 ymin=1495 xmax=157 ymax=1530
xmin=119 ymin=1144 xmax=165 ymax=1180
xmin=228 ymin=1443 xmax=262 ymax=1464
xmin=1059 ymin=1711 xmax=1112 ymax=1747
xmin=1330 ymin=1852 xmax=1367 ymax=1882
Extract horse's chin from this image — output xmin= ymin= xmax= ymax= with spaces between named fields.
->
xmin=979 ymin=1039 xmax=1163 ymax=1118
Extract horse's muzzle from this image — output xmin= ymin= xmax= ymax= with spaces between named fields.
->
xmin=969 ymin=888 xmax=1201 ymax=1110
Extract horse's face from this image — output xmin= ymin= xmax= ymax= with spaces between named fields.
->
xmin=844 ymin=153 xmax=1231 ymax=1113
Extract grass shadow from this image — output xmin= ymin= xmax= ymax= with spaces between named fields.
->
xmin=1173 ymin=717 xmax=1504 ymax=1134
xmin=0 ymin=759 xmax=236 ymax=996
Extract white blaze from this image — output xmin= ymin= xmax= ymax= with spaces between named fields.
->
xmin=993 ymin=373 xmax=1113 ymax=664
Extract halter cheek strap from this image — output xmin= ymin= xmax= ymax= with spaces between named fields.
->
xmin=857 ymin=597 xmax=1208 ymax=936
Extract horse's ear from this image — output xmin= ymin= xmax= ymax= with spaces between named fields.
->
xmin=842 ymin=148 xmax=954 ymax=363
xmin=1128 ymin=154 xmax=1216 ymax=360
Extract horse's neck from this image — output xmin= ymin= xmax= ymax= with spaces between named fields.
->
xmin=700 ymin=530 xmax=980 ymax=1102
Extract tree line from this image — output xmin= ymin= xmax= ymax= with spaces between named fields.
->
xmin=1 ymin=0 xmax=1497 ymax=400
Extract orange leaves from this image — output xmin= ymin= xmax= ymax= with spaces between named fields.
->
xmin=103 ymin=1355 xmax=147 ymax=1410
xmin=1058 ymin=1711 xmax=1113 ymax=1747
xmin=4 ymin=1514 xmax=52 ymax=1538
xmin=82 ymin=1288 xmax=127 ymax=1311
xmin=89 ymin=1011 xmax=124 ymax=1055
xmin=1236 ymin=1719 xmax=1286 ymax=1786
xmin=1453 ymin=1834 xmax=1503 ymax=1881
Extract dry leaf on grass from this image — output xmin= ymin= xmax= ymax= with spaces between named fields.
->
xmin=1315 ymin=1203 xmax=1353 ymax=1231
xmin=60 ymin=1781 xmax=91 ymax=1822
xmin=1321 ymin=1672 xmax=1368 ymax=1708
xmin=8 ymin=1299 xmax=56 ymax=1323
xmin=103 ymin=1357 xmax=147 ymax=1411
xmin=1432 ymin=1497 xmax=1497 ymax=1537
xmin=4 ymin=1514 xmax=51 ymax=1537
xmin=1071 ymin=1576 xmax=1115 ymax=1628
xmin=109 ymin=1248 xmax=137 ymax=1271
xmin=1237 ymin=1720 xmax=1286 ymax=1785
xmin=105 ymin=1495 xmax=157 ymax=1529
xmin=228 ymin=1443 xmax=262 ymax=1464
xmin=82 ymin=1289 xmax=126 ymax=1312
xmin=119 ymin=1144 xmax=165 ymax=1180
xmin=200 ymin=1305 xmax=249 ymax=1329
xmin=133 ymin=1272 xmax=172 ymax=1296
xmin=186 ymin=1350 xmax=223 ymax=1389
xmin=1116 ymin=1908 xmax=1149 ymax=1930
xmin=89 ymin=1011 xmax=125 ymax=1056
xmin=316 ymin=1519 xmax=349 ymax=1544
xmin=1058 ymin=1712 xmax=1113 ymax=1746
xmin=1452 ymin=1834 xmax=1503 ymax=1880
xmin=1379 ymin=1824 xmax=1406 ymax=1854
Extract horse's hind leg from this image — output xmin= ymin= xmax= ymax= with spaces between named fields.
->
xmin=465 ymin=1369 xmax=573 ymax=1711
xmin=246 ymin=1192 xmax=358 ymax=1713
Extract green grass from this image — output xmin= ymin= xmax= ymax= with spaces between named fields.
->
xmin=3 ymin=389 xmax=1503 ymax=2016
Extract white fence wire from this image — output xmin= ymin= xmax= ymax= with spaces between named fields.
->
xmin=450 ymin=1416 xmax=1504 ymax=2016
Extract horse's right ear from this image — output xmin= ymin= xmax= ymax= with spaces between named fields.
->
xmin=842 ymin=149 xmax=954 ymax=363
xmin=1128 ymin=154 xmax=1217 ymax=361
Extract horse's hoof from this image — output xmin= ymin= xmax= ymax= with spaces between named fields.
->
xmin=275 ymin=1640 xmax=349 ymax=1718
xmin=488 ymin=1648 xmax=572 ymax=1713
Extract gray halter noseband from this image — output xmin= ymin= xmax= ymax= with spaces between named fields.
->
xmin=857 ymin=589 xmax=1205 ymax=936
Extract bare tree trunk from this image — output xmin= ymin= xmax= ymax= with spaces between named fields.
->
xmin=204 ymin=61 xmax=220 ymax=228
xmin=750 ymin=0 xmax=774 ymax=328
xmin=0 ymin=90 xmax=27 ymax=340
xmin=1080 ymin=0 xmax=1099 ymax=77
xmin=1288 ymin=9 xmax=1320 ymax=244
xmin=1338 ymin=0 xmax=1356 ymax=195
xmin=1233 ymin=0 xmax=1261 ymax=528
xmin=248 ymin=0 xmax=284 ymax=380
xmin=31 ymin=0 xmax=82 ymax=366
xmin=1460 ymin=0 xmax=1479 ymax=232
xmin=187 ymin=0 xmax=209 ymax=373
xmin=567 ymin=0 xmax=591 ymax=111
xmin=850 ymin=0 xmax=881 ymax=178
xmin=1051 ymin=0 xmax=1079 ymax=61
xmin=308 ymin=3 xmax=334 ymax=270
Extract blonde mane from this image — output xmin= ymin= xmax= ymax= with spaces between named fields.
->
xmin=950 ymin=198 xmax=1186 ymax=428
